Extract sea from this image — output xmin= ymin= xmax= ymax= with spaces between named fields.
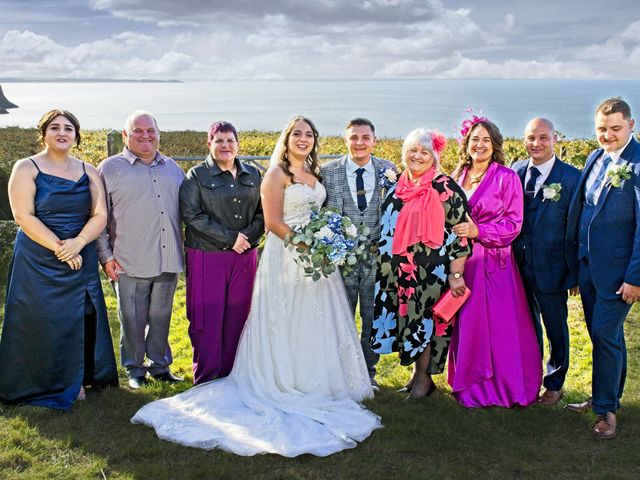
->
xmin=1 ymin=79 xmax=639 ymax=139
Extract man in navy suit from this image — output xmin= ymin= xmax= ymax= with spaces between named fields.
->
xmin=513 ymin=118 xmax=580 ymax=406
xmin=566 ymin=97 xmax=640 ymax=439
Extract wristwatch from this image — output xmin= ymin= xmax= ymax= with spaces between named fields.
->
xmin=449 ymin=272 xmax=463 ymax=279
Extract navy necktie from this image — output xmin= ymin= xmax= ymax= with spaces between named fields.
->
xmin=585 ymin=155 xmax=612 ymax=206
xmin=355 ymin=168 xmax=367 ymax=212
xmin=525 ymin=167 xmax=541 ymax=199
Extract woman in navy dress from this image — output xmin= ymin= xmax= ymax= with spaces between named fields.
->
xmin=0 ymin=110 xmax=118 ymax=411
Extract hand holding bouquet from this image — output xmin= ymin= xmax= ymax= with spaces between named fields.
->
xmin=284 ymin=206 xmax=371 ymax=281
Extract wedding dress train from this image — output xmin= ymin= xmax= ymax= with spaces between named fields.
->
xmin=131 ymin=182 xmax=382 ymax=456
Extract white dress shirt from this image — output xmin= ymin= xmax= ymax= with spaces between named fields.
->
xmin=346 ymin=157 xmax=375 ymax=205
xmin=585 ymin=134 xmax=633 ymax=205
xmin=525 ymin=155 xmax=556 ymax=196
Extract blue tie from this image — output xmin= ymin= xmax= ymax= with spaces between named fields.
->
xmin=525 ymin=167 xmax=541 ymax=199
xmin=585 ymin=155 xmax=612 ymax=206
xmin=355 ymin=168 xmax=367 ymax=212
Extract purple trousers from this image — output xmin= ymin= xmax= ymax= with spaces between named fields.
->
xmin=185 ymin=247 xmax=257 ymax=384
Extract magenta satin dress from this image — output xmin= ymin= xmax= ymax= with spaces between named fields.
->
xmin=448 ymin=162 xmax=542 ymax=408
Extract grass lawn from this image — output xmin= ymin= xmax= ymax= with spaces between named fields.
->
xmin=1 ymin=277 xmax=639 ymax=480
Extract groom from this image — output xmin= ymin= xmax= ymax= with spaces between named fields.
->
xmin=321 ymin=118 xmax=396 ymax=389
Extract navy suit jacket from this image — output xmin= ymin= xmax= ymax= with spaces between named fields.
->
xmin=566 ymin=137 xmax=640 ymax=299
xmin=512 ymin=157 xmax=580 ymax=293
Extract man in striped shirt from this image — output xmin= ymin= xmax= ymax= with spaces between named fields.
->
xmin=97 ymin=110 xmax=185 ymax=390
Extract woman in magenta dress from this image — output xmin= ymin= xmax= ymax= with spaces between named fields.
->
xmin=447 ymin=114 xmax=541 ymax=408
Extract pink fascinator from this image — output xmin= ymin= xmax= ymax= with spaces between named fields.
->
xmin=458 ymin=108 xmax=489 ymax=139
xmin=430 ymin=130 xmax=447 ymax=155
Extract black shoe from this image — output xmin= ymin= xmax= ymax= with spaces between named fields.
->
xmin=128 ymin=376 xmax=148 ymax=390
xmin=152 ymin=371 xmax=183 ymax=383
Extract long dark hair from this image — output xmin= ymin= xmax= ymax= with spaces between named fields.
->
xmin=271 ymin=115 xmax=321 ymax=183
xmin=453 ymin=120 xmax=505 ymax=180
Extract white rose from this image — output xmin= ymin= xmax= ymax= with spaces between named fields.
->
xmin=314 ymin=225 xmax=334 ymax=240
xmin=384 ymin=169 xmax=397 ymax=182
xmin=542 ymin=187 xmax=556 ymax=200
xmin=346 ymin=224 xmax=358 ymax=237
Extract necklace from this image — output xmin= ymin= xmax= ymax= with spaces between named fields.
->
xmin=469 ymin=168 xmax=488 ymax=185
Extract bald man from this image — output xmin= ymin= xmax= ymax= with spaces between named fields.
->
xmin=512 ymin=117 xmax=580 ymax=406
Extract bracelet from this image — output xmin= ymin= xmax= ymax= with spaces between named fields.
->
xmin=77 ymin=234 xmax=88 ymax=245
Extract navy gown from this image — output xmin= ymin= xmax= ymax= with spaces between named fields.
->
xmin=0 ymin=162 xmax=118 ymax=411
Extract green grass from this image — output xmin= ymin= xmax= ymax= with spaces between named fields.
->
xmin=1 ymin=127 xmax=639 ymax=478
xmin=1 ymin=278 xmax=638 ymax=480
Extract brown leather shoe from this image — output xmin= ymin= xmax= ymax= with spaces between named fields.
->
xmin=564 ymin=397 xmax=592 ymax=413
xmin=538 ymin=389 xmax=564 ymax=406
xmin=593 ymin=412 xmax=617 ymax=440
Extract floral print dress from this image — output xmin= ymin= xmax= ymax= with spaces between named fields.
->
xmin=371 ymin=173 xmax=471 ymax=371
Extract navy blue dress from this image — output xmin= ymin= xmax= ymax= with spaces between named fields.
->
xmin=0 ymin=161 xmax=118 ymax=410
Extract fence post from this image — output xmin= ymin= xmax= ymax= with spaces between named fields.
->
xmin=107 ymin=130 xmax=123 ymax=157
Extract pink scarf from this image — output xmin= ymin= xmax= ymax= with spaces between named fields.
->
xmin=392 ymin=168 xmax=444 ymax=255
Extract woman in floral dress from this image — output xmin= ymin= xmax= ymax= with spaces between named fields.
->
xmin=371 ymin=128 xmax=471 ymax=399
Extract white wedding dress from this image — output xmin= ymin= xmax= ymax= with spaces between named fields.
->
xmin=131 ymin=182 xmax=382 ymax=457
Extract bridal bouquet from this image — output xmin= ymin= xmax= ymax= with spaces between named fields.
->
xmin=284 ymin=206 xmax=371 ymax=281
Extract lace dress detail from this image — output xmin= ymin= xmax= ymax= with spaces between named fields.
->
xmin=131 ymin=182 xmax=381 ymax=457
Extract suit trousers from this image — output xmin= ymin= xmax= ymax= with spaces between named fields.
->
xmin=114 ymin=272 xmax=178 ymax=378
xmin=343 ymin=258 xmax=379 ymax=378
xmin=578 ymin=259 xmax=629 ymax=414
xmin=520 ymin=268 xmax=570 ymax=391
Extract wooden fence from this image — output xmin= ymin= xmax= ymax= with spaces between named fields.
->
xmin=107 ymin=131 xmax=342 ymax=172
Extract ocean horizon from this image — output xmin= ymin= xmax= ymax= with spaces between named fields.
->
xmin=1 ymin=79 xmax=639 ymax=139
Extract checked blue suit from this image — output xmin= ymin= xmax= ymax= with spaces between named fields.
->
xmin=321 ymin=155 xmax=396 ymax=378
xmin=513 ymin=157 xmax=580 ymax=392
xmin=566 ymin=136 xmax=640 ymax=414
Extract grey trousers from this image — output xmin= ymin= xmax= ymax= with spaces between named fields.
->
xmin=343 ymin=259 xmax=379 ymax=378
xmin=114 ymin=272 xmax=178 ymax=378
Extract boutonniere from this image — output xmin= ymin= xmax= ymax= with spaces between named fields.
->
xmin=607 ymin=163 xmax=632 ymax=188
xmin=378 ymin=167 xmax=398 ymax=189
xmin=378 ymin=167 xmax=398 ymax=188
xmin=541 ymin=183 xmax=562 ymax=202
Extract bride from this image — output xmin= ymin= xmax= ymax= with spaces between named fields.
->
xmin=131 ymin=116 xmax=382 ymax=457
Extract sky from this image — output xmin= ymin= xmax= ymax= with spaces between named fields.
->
xmin=1 ymin=0 xmax=639 ymax=81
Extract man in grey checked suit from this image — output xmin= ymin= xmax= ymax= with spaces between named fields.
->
xmin=320 ymin=118 xmax=396 ymax=388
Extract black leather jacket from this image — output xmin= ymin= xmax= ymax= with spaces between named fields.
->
xmin=180 ymin=155 xmax=264 ymax=251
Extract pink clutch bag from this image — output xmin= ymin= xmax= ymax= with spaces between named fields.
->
xmin=432 ymin=288 xmax=471 ymax=322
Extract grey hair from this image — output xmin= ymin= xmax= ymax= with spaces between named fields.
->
xmin=124 ymin=110 xmax=159 ymax=136
xmin=401 ymin=128 xmax=441 ymax=170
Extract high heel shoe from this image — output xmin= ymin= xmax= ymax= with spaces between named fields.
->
xmin=397 ymin=374 xmax=416 ymax=394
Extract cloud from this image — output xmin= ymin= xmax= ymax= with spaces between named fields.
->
xmin=89 ymin=0 xmax=446 ymax=26
xmin=0 ymin=30 xmax=62 ymax=62
xmin=375 ymin=52 xmax=600 ymax=79
xmin=2 ymin=3 xmax=640 ymax=80
xmin=0 ymin=30 xmax=195 ymax=79
xmin=504 ymin=13 xmax=516 ymax=30
xmin=578 ymin=20 xmax=640 ymax=65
